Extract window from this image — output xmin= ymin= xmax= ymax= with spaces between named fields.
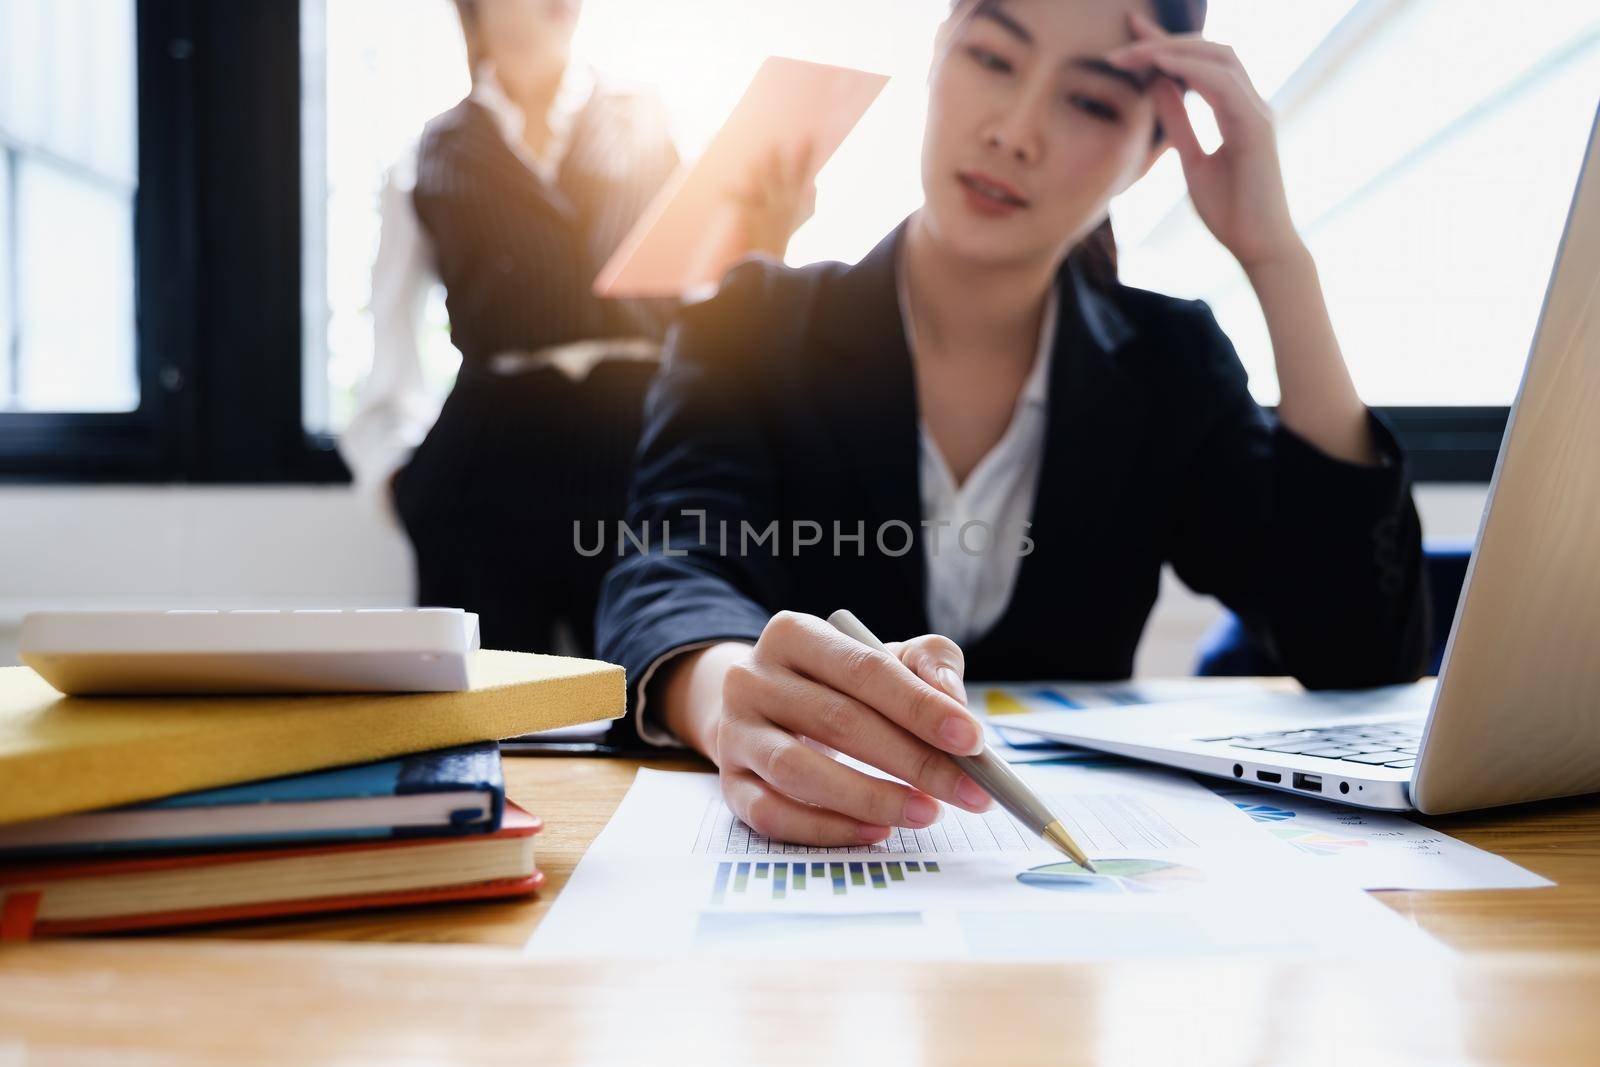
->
xmin=0 ymin=0 xmax=342 ymax=481
xmin=1 ymin=0 xmax=139 ymax=416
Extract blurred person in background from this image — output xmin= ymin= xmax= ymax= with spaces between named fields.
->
xmin=342 ymin=0 xmax=814 ymax=656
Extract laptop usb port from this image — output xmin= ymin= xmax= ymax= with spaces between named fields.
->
xmin=1255 ymin=770 xmax=1282 ymax=784
xmin=1293 ymin=773 xmax=1323 ymax=793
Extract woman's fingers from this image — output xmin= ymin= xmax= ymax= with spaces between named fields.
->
xmin=1121 ymin=8 xmax=1250 ymax=76
xmin=751 ymin=144 xmax=812 ymax=205
xmin=720 ymin=714 xmax=943 ymax=829
xmin=1110 ymin=12 xmax=1269 ymax=133
xmin=725 ymin=659 xmax=989 ymax=811
xmin=1123 ymin=9 xmax=1240 ymax=66
xmin=787 ymin=141 xmax=814 ymax=187
xmin=722 ymin=769 xmax=891 ymax=846
xmin=1108 ymin=47 xmax=1268 ymax=140
xmin=762 ymin=145 xmax=784 ymax=196
xmin=1152 ymin=77 xmax=1206 ymax=167
xmin=722 ymin=614 xmax=998 ymax=845
xmin=779 ymin=143 xmax=817 ymax=227
xmin=896 ymin=633 xmax=967 ymax=707
xmin=1110 ymin=42 xmax=1250 ymax=98
xmin=740 ymin=147 xmax=788 ymax=208
xmin=756 ymin=611 xmax=983 ymax=756
xmin=732 ymin=146 xmax=817 ymax=256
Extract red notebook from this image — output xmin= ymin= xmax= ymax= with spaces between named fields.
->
xmin=0 ymin=802 xmax=544 ymax=939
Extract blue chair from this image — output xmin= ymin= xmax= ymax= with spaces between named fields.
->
xmin=1194 ymin=542 xmax=1473 ymax=678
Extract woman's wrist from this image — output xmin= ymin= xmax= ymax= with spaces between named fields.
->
xmin=1242 ymin=240 xmax=1380 ymax=465
xmin=1240 ymin=233 xmax=1313 ymax=286
xmin=658 ymin=641 xmax=755 ymax=763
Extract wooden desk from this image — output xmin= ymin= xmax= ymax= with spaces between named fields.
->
xmin=4 ymin=754 xmax=1599 ymax=1064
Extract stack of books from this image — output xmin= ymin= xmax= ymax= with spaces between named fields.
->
xmin=0 ymin=650 xmax=622 ymax=939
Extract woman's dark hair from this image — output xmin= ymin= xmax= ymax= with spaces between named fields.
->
xmin=1151 ymin=0 xmax=1207 ymax=34
xmin=947 ymin=0 xmax=1208 ymax=290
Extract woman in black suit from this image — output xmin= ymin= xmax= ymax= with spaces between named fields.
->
xmin=384 ymin=0 xmax=812 ymax=656
xmin=598 ymin=0 xmax=1428 ymax=844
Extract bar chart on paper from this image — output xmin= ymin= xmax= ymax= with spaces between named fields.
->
xmin=691 ymin=793 xmax=1193 ymax=856
xmin=709 ymin=859 xmax=942 ymax=905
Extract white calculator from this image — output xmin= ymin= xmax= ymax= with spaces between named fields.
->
xmin=19 ymin=609 xmax=480 ymax=696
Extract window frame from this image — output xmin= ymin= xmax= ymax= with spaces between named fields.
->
xmin=0 ymin=0 xmax=346 ymax=483
xmin=0 ymin=0 xmax=1508 ymax=485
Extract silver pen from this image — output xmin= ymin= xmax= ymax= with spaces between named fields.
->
xmin=827 ymin=609 xmax=1096 ymax=872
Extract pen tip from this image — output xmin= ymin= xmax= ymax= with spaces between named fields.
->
xmin=1042 ymin=821 xmax=1096 ymax=873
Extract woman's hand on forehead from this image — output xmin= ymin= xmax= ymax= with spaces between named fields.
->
xmin=1102 ymin=9 xmax=1300 ymax=271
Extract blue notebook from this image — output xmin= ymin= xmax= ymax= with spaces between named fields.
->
xmin=0 ymin=742 xmax=505 ymax=856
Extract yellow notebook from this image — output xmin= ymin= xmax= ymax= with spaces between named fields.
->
xmin=0 ymin=650 xmax=623 ymax=826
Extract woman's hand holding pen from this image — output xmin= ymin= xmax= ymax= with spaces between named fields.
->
xmin=733 ymin=144 xmax=818 ymax=262
xmin=661 ymin=612 xmax=994 ymax=847
xmin=1106 ymin=10 xmax=1303 ymax=274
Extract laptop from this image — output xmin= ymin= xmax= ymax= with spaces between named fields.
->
xmin=998 ymin=104 xmax=1600 ymax=815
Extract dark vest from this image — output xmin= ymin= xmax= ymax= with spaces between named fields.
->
xmin=411 ymin=84 xmax=679 ymax=363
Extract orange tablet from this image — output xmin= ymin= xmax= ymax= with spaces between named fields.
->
xmin=594 ymin=56 xmax=888 ymax=299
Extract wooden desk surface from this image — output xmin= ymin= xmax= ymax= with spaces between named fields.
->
xmin=4 ymin=752 xmax=1600 ymax=1064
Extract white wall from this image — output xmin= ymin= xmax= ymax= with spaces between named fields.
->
xmin=0 ymin=484 xmax=1488 ymax=673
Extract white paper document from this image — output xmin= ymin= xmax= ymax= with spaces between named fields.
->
xmin=527 ymin=765 xmax=1447 ymax=962
xmin=1210 ymin=784 xmax=1553 ymax=891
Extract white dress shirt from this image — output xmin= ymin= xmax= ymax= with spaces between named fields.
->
xmin=338 ymin=62 xmax=596 ymax=499
xmin=904 ymin=276 xmax=1060 ymax=648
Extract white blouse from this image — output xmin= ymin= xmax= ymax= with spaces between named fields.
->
xmin=903 ymin=275 xmax=1060 ymax=648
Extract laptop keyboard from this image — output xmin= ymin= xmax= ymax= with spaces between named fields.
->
xmin=1201 ymin=720 xmax=1423 ymax=770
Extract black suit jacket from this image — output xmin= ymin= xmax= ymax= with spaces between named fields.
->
xmin=597 ymin=225 xmax=1429 ymax=735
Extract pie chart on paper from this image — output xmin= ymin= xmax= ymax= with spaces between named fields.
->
xmin=1016 ymin=858 xmax=1205 ymax=894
